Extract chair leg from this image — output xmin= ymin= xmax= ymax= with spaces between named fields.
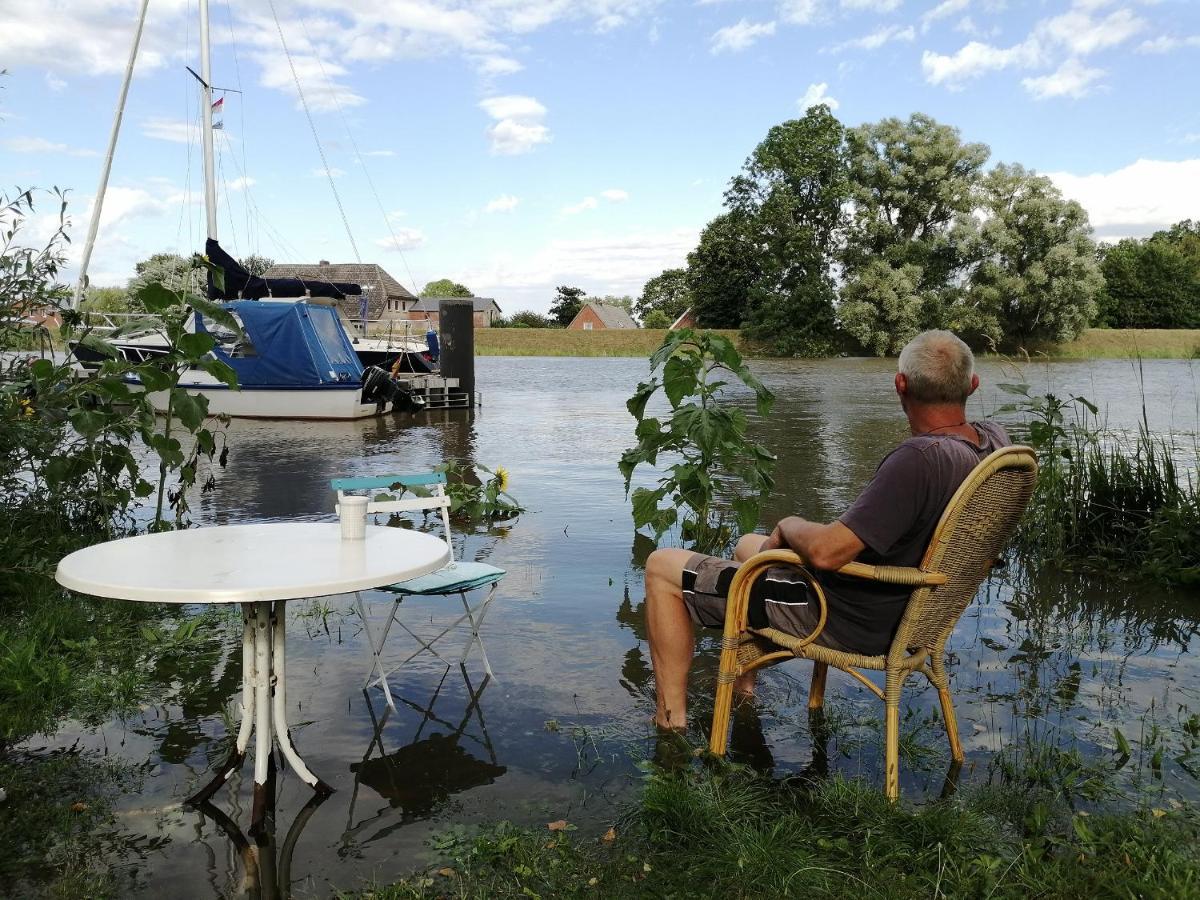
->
xmin=808 ymin=662 xmax=828 ymax=710
xmin=709 ymin=667 xmax=737 ymax=756
xmin=937 ymin=687 xmax=964 ymax=763
xmin=884 ymin=700 xmax=900 ymax=802
xmin=357 ymin=593 xmax=397 ymax=711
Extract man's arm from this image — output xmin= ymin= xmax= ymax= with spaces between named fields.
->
xmin=760 ymin=516 xmax=865 ymax=571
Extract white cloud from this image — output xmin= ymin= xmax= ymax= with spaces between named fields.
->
xmin=1022 ymin=58 xmax=1105 ymax=99
xmin=479 ymin=94 xmax=551 ymax=155
xmin=364 ymin=149 xmax=395 ymax=157
xmin=1 ymin=136 xmax=96 ymax=157
xmin=255 ymin=53 xmax=366 ymax=113
xmin=562 ymin=196 xmax=599 ymax=215
xmin=1183 ymin=134 xmax=1200 ymax=145
xmin=600 ymin=188 xmax=630 ymax=202
xmin=375 ymin=228 xmax=426 ymax=251
xmin=798 ymin=81 xmax=839 ymax=110
xmin=142 ymin=118 xmax=197 ymax=144
xmin=1037 ymin=6 xmax=1144 ymax=57
xmin=710 ymin=19 xmax=777 ymax=54
xmin=921 ymin=0 xmax=970 ymax=32
xmin=831 ymin=24 xmax=915 ymax=52
xmin=779 ymin=0 xmax=822 ymax=26
xmin=458 ymin=227 xmax=700 ymax=310
xmin=227 ymin=177 xmax=257 ymax=191
xmin=311 ymin=167 xmax=346 ymax=179
xmin=44 ymin=72 xmax=67 ymax=93
xmin=1047 ymin=158 xmax=1200 ymax=239
xmin=476 ymin=54 xmax=524 ymax=76
xmin=921 ymin=40 xmax=1039 ymax=87
xmin=840 ymin=0 xmax=902 ymax=11
xmin=485 ymin=194 xmax=520 ymax=213
xmin=922 ymin=3 xmax=1145 ymax=91
xmin=1138 ymin=34 xmax=1200 ymax=54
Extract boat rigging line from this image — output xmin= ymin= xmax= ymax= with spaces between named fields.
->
xmin=264 ymin=0 xmax=362 ymax=264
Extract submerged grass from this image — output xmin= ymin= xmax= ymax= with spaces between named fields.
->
xmin=1000 ymin=379 xmax=1200 ymax=586
xmin=366 ymin=759 xmax=1200 ymax=899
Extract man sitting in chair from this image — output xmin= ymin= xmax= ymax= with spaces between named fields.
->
xmin=644 ymin=330 xmax=1010 ymax=730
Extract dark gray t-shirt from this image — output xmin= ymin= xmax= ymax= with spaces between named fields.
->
xmin=818 ymin=421 xmax=1010 ymax=655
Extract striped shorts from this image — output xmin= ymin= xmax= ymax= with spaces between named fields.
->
xmin=680 ymin=553 xmax=850 ymax=651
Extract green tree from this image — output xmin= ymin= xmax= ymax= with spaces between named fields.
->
xmin=726 ymin=106 xmax=849 ymax=355
xmin=495 ymin=310 xmax=554 ymax=328
xmin=636 ymin=268 xmax=692 ymax=321
xmin=838 ymin=261 xmax=924 ymax=356
xmin=641 ymin=309 xmax=671 ymax=329
xmin=128 ymin=253 xmax=199 ymax=299
xmin=685 ymin=212 xmax=761 ymax=329
xmin=1096 ymin=222 xmax=1200 ymax=329
xmin=239 ymin=254 xmax=276 ymax=277
xmin=965 ymin=164 xmax=1102 ymax=347
xmin=549 ymin=285 xmax=586 ymax=326
xmin=838 ymin=113 xmax=988 ymax=352
xmin=422 ymin=278 xmax=473 ymax=297
xmin=80 ymin=286 xmax=132 ymax=316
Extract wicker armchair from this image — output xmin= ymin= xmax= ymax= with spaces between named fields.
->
xmin=708 ymin=445 xmax=1038 ymax=800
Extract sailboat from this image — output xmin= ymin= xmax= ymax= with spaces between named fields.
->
xmin=70 ymin=0 xmax=425 ymax=420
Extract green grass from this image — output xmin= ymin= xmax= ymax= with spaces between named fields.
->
xmin=472 ymin=328 xmax=747 ymax=358
xmin=469 ymin=327 xmax=1200 ymax=359
xmin=361 ymin=761 xmax=1200 ymax=899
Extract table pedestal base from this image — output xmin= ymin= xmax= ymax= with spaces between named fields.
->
xmin=187 ymin=600 xmax=332 ymax=832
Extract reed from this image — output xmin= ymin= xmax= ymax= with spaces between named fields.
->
xmin=1000 ymin=381 xmax=1200 ymax=585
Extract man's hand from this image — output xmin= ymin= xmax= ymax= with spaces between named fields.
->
xmin=766 ymin=516 xmax=865 ymax=571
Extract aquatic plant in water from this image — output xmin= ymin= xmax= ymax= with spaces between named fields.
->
xmin=998 ymin=379 xmax=1200 ymax=585
xmin=620 ymin=328 xmax=776 ymax=555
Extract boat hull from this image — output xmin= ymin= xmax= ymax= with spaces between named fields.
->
xmin=139 ymin=380 xmax=381 ymax=420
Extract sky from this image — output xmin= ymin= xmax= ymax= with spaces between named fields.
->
xmin=2 ymin=0 xmax=1198 ymax=314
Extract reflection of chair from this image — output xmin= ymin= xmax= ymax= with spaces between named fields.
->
xmin=709 ymin=446 xmax=1038 ymax=800
xmin=331 ymin=472 xmax=506 ymax=709
xmin=343 ymin=665 xmax=504 ymax=847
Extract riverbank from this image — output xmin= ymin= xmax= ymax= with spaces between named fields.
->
xmin=473 ymin=328 xmax=1200 ymax=359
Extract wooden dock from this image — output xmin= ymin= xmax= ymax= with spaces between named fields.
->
xmin=395 ymin=374 xmax=475 ymax=409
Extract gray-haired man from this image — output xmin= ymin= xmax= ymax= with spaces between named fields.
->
xmin=644 ymin=330 xmax=1010 ymax=730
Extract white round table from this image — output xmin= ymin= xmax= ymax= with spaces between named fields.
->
xmin=56 ymin=522 xmax=450 ymax=830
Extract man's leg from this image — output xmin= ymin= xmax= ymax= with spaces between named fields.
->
xmin=644 ymin=548 xmax=695 ymax=730
xmin=733 ymin=533 xmax=769 ymax=563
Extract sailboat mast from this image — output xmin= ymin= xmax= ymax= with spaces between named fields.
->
xmin=71 ymin=0 xmax=151 ymax=309
xmin=199 ymin=0 xmax=218 ymax=242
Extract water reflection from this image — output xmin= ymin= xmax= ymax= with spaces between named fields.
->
xmin=343 ymin=667 xmax=503 ymax=851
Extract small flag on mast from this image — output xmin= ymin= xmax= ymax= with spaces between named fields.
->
xmin=211 ymin=96 xmax=224 ymax=111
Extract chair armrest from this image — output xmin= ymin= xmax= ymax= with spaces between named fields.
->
xmin=721 ymin=550 xmax=828 ymax=652
xmin=835 ymin=561 xmax=947 ymax=586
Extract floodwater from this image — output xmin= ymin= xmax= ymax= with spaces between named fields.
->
xmin=26 ymin=356 xmax=1200 ymax=897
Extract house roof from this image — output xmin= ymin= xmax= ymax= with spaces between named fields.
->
xmin=262 ymin=261 xmax=416 ymax=320
xmin=573 ymin=301 xmax=638 ymax=329
xmin=411 ymin=296 xmax=503 ymax=314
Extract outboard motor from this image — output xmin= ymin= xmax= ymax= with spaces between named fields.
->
xmin=361 ymin=365 xmax=396 ymax=409
xmin=361 ymin=365 xmax=427 ymax=414
xmin=425 ymin=328 xmax=440 ymax=364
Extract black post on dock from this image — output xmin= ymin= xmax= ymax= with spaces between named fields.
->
xmin=438 ymin=298 xmax=476 ymax=406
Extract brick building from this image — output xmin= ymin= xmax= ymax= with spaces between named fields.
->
xmin=407 ymin=297 xmax=503 ymax=328
xmin=262 ymin=260 xmax=417 ymax=325
xmin=567 ymin=301 xmax=638 ymax=330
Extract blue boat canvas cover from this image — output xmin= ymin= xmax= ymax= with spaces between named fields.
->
xmin=200 ymin=300 xmax=364 ymax=388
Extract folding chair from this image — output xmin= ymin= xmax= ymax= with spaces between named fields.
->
xmin=331 ymin=472 xmax=506 ymax=710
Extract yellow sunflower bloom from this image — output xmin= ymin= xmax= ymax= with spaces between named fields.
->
xmin=494 ymin=465 xmax=510 ymax=493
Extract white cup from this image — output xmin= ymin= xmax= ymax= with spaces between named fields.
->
xmin=339 ymin=495 xmax=368 ymax=540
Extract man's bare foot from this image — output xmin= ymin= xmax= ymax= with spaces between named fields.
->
xmin=733 ymin=672 xmax=757 ymax=696
xmin=653 ymin=714 xmax=686 ymax=732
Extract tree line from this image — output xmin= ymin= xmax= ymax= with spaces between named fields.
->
xmin=635 ymin=108 xmax=1199 ymax=355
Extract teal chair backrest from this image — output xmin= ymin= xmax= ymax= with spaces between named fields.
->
xmin=331 ymin=471 xmax=455 ymax=563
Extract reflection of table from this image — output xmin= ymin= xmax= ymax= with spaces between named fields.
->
xmin=56 ymin=523 xmax=450 ymax=831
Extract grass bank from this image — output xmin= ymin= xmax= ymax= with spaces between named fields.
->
xmin=473 ymin=329 xmax=745 ymax=358
xmin=471 ymin=327 xmax=1200 ymax=359
xmin=367 ymin=757 xmax=1200 ymax=899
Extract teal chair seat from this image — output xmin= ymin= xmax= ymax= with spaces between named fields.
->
xmin=385 ymin=561 xmax=505 ymax=596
